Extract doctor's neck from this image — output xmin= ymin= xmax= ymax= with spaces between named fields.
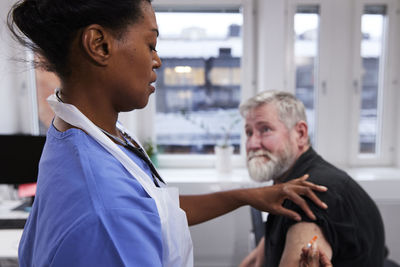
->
xmin=54 ymin=88 xmax=121 ymax=137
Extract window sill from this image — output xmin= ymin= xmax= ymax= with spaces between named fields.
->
xmin=159 ymin=167 xmax=400 ymax=200
xmin=159 ymin=167 xmax=252 ymax=183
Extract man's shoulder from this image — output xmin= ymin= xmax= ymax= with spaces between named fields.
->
xmin=268 ymin=151 xmax=385 ymax=267
xmin=286 ymin=150 xmax=373 ymax=215
xmin=295 ymin=151 xmax=352 ymax=189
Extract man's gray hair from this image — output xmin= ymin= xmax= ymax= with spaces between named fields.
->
xmin=239 ymin=90 xmax=307 ymax=129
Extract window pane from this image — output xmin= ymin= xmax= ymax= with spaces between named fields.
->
xmin=358 ymin=5 xmax=386 ymax=154
xmin=164 ymin=66 xmax=205 ymax=86
xmin=154 ymin=11 xmax=243 ymax=154
xmin=294 ymin=6 xmax=320 ymax=145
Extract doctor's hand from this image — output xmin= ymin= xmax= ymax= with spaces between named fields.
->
xmin=299 ymin=242 xmax=333 ymax=267
xmin=246 ymin=174 xmax=328 ymax=221
xmin=180 ymin=174 xmax=327 ymax=226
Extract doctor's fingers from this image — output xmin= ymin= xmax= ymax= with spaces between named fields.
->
xmin=319 ymin=251 xmax=333 ymax=267
xmin=280 ymin=185 xmax=319 ymax=221
xmin=289 ymin=174 xmax=328 ymax=193
xmin=285 ymin=180 xmax=329 ymax=210
xmin=300 ymin=245 xmax=332 ymax=267
xmin=299 ymin=245 xmax=319 ymax=267
xmin=274 ymin=206 xmax=303 ymax=222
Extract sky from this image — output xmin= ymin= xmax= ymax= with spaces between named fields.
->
xmin=156 ymin=12 xmax=383 ymax=39
xmin=156 ymin=12 xmax=243 ymax=37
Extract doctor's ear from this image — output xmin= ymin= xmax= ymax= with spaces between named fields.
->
xmin=80 ymin=24 xmax=113 ymax=66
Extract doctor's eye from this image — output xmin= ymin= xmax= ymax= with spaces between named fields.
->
xmin=149 ymin=45 xmax=157 ymax=52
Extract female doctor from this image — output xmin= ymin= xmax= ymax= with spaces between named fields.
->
xmin=8 ymin=0 xmax=327 ymax=266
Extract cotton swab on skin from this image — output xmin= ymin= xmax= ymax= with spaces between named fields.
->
xmin=307 ymin=235 xmax=318 ymax=248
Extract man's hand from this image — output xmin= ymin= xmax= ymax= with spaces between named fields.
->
xmin=244 ymin=174 xmax=328 ymax=221
xmin=299 ymin=242 xmax=333 ymax=267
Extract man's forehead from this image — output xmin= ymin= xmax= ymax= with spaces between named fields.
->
xmin=246 ymin=103 xmax=278 ymax=121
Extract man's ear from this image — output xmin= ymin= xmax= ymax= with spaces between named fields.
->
xmin=294 ymin=120 xmax=309 ymax=147
xmin=80 ymin=24 xmax=113 ymax=66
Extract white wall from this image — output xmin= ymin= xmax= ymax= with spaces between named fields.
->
xmin=396 ymin=6 xmax=400 ymax=168
xmin=171 ymin=181 xmax=252 ymax=267
xmin=0 ymin=0 xmax=20 ymax=133
xmin=315 ymin=0 xmax=354 ymax=167
xmin=256 ymin=0 xmax=286 ymax=92
xmin=0 ymin=0 xmax=34 ymax=134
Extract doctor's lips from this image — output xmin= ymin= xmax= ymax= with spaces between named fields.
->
xmin=149 ymin=81 xmax=156 ymax=91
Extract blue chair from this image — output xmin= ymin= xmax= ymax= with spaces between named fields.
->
xmin=250 ymin=207 xmax=265 ymax=246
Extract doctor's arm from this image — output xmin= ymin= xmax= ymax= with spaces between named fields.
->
xmin=179 ymin=175 xmax=328 ymax=226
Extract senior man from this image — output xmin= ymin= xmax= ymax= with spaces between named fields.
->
xmin=239 ymin=90 xmax=385 ymax=266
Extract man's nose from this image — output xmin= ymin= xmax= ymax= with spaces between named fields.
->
xmin=246 ymin=133 xmax=262 ymax=151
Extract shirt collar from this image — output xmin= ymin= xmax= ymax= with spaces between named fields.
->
xmin=278 ymin=147 xmax=319 ymax=183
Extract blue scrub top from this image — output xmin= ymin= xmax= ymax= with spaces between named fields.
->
xmin=18 ymin=125 xmax=163 ymax=266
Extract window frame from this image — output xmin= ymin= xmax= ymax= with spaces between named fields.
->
xmin=349 ymin=0 xmax=398 ymax=166
xmin=130 ymin=0 xmax=256 ymax=168
xmin=284 ymin=0 xmax=399 ymax=167
xmin=26 ymin=50 xmax=41 ymax=135
xmin=25 ymin=0 xmax=400 ymax=169
xmin=286 ymin=0 xmax=324 ymax=150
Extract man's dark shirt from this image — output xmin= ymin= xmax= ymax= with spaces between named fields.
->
xmin=264 ymin=147 xmax=385 ymax=267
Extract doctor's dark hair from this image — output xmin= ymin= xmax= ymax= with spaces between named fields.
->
xmin=8 ymin=0 xmax=152 ymax=79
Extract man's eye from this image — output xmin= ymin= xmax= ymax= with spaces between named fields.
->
xmin=245 ymin=130 xmax=252 ymax=137
xmin=261 ymin=127 xmax=270 ymax=133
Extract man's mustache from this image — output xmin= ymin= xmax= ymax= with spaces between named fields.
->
xmin=247 ymin=150 xmax=273 ymax=161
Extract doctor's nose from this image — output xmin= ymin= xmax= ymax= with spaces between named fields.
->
xmin=153 ymin=52 xmax=162 ymax=69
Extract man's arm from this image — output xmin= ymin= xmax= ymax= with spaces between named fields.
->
xmin=278 ymin=222 xmax=332 ymax=267
xmin=239 ymin=237 xmax=265 ymax=267
xmin=180 ymin=175 xmax=328 ymax=226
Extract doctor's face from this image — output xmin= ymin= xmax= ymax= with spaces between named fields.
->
xmin=245 ymin=103 xmax=297 ymax=182
xmin=109 ymin=0 xmax=162 ymax=111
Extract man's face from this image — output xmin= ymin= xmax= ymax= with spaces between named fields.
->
xmin=245 ymin=103 xmax=299 ymax=182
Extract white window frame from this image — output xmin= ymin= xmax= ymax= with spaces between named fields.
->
xmin=23 ymin=50 xmax=41 ymax=135
xmin=126 ymin=0 xmax=256 ymax=168
xmin=286 ymin=0 xmax=328 ymax=151
xmin=25 ymin=0 xmax=400 ymax=169
xmin=349 ymin=0 xmax=399 ymax=166
xmin=283 ymin=0 xmax=399 ymax=167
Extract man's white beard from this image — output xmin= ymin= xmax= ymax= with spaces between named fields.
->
xmin=247 ymin=145 xmax=296 ymax=182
